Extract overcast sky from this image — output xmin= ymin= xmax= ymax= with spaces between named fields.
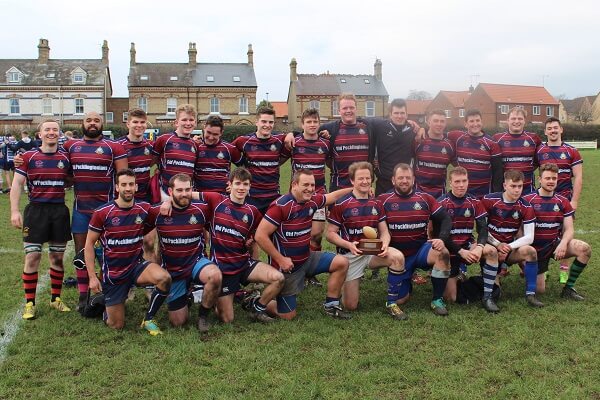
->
xmin=3 ymin=0 xmax=600 ymax=102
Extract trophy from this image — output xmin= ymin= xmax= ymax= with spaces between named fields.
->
xmin=357 ymin=226 xmax=383 ymax=255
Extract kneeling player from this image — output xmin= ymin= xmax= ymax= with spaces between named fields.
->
xmin=255 ymin=169 xmax=353 ymax=320
xmin=482 ymin=170 xmax=544 ymax=308
xmin=524 ymin=163 xmax=591 ymax=300
xmin=148 ymin=173 xmax=222 ymax=332
xmin=438 ymin=167 xmax=500 ymax=312
xmin=85 ymin=169 xmax=172 ymax=335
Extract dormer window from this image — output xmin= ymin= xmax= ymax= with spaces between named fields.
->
xmin=140 ymin=75 xmax=149 ymax=81
xmin=206 ymin=75 xmax=214 ymax=82
xmin=9 ymin=71 xmax=20 ymax=83
xmin=46 ymin=72 xmax=56 ymax=78
xmin=364 ymin=79 xmax=370 ymax=84
xmin=170 ymin=76 xmax=178 ymax=81
xmin=73 ymin=73 xmax=84 ymax=83
xmin=340 ymin=78 xmax=346 ymax=83
xmin=233 ymin=76 xmax=241 ymax=82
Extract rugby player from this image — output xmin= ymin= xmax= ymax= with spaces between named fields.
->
xmin=85 ymin=169 xmax=171 ymax=335
xmin=10 ymin=119 xmax=72 ymax=319
xmin=326 ymin=162 xmax=406 ymax=318
xmin=523 ymin=163 xmax=591 ymax=299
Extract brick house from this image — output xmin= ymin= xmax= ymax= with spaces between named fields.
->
xmin=426 ymin=90 xmax=471 ymax=127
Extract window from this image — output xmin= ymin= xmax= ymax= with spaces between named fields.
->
xmin=516 ymin=105 xmax=524 ymax=109
xmin=42 ymin=98 xmax=53 ymax=115
xmin=9 ymin=71 xmax=20 ymax=83
xmin=74 ymin=98 xmax=84 ymax=114
xmin=546 ymin=106 xmax=554 ymax=117
xmin=459 ymin=108 xmax=465 ymax=118
xmin=210 ymin=97 xmax=219 ymax=113
xmin=366 ymin=101 xmax=375 ymax=117
xmin=532 ymin=105 xmax=541 ymax=116
xmin=73 ymin=73 xmax=84 ymax=83
xmin=169 ymin=76 xmax=178 ymax=81
xmin=239 ymin=96 xmax=248 ymax=113
xmin=233 ymin=76 xmax=241 ymax=82
xmin=444 ymin=109 xmax=451 ymax=118
xmin=500 ymin=104 xmax=509 ymax=114
xmin=123 ymin=112 xmax=128 ymax=122
xmin=106 ymin=112 xmax=114 ymax=123
xmin=340 ymin=78 xmax=346 ymax=83
xmin=138 ymin=96 xmax=147 ymax=112
xmin=167 ymin=97 xmax=177 ymax=115
xmin=309 ymin=100 xmax=320 ymax=110
xmin=364 ymin=79 xmax=370 ymax=84
xmin=206 ymin=75 xmax=214 ymax=82
xmin=332 ymin=101 xmax=339 ymax=116
xmin=140 ymin=75 xmax=149 ymax=81
xmin=9 ymin=98 xmax=20 ymax=114
xmin=46 ymin=72 xmax=55 ymax=78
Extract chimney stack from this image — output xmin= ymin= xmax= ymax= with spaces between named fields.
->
xmin=38 ymin=39 xmax=50 ymax=64
xmin=374 ymin=58 xmax=382 ymax=81
xmin=188 ymin=42 xmax=197 ymax=67
xmin=290 ymin=58 xmax=297 ymax=81
xmin=102 ymin=40 xmax=109 ymax=64
xmin=247 ymin=44 xmax=254 ymax=67
xmin=130 ymin=42 xmax=136 ymax=67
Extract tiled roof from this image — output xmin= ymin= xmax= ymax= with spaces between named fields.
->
xmin=129 ymin=63 xmax=256 ymax=87
xmin=296 ymin=74 xmax=388 ymax=97
xmin=477 ymin=83 xmax=558 ymax=105
xmin=0 ymin=59 xmax=108 ymax=86
xmin=440 ymin=91 xmax=470 ymax=107
xmin=271 ymin=101 xmax=288 ymax=117
xmin=406 ymin=100 xmax=431 ymax=114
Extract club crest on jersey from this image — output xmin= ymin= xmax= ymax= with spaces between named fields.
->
xmin=242 ymin=214 xmax=249 ymax=223
xmin=270 ymin=144 xmax=277 ymax=152
xmin=423 ymin=145 xmax=430 ymax=151
xmin=189 ymin=215 xmax=198 ymax=224
xmin=111 ymin=217 xmax=120 ymax=225
xmin=298 ymin=147 xmax=305 ymax=154
xmin=358 ymin=128 xmax=366 ymax=135
xmin=217 ymin=151 xmax=224 ymax=159
xmin=553 ymin=204 xmax=560 ymax=212
xmin=391 ymin=202 xmax=399 ymax=211
xmin=464 ymin=209 xmax=471 ymax=217
xmin=512 ymin=211 xmax=519 ymax=220
xmin=480 ymin=145 xmax=486 ymax=151
xmin=351 ymin=208 xmax=359 ymax=216
xmin=224 ymin=206 xmax=231 ymax=215
xmin=504 ymin=141 xmax=510 ymax=147
xmin=95 ymin=147 xmax=104 ymax=155
xmin=371 ymin=207 xmax=378 ymax=216
xmin=560 ymin=153 xmax=566 ymax=160
xmin=35 ymin=160 xmax=44 ymax=168
xmin=163 ymin=217 xmax=173 ymax=225
xmin=441 ymin=147 xmax=447 ymax=154
xmin=135 ymin=216 xmax=143 ymax=224
xmin=144 ymin=148 xmax=150 ymax=156
xmin=172 ymin=142 xmax=180 ymax=149
xmin=57 ymin=160 xmax=65 ymax=169
xmin=543 ymin=153 xmax=549 ymax=160
xmin=317 ymin=147 xmax=324 ymax=154
xmin=523 ymin=141 xmax=530 ymax=147
xmin=413 ymin=202 xmax=422 ymax=210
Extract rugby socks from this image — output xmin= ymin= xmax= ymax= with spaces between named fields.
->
xmin=323 ymin=297 xmax=340 ymax=308
xmin=430 ymin=268 xmax=450 ymax=301
xmin=566 ymin=259 xmax=587 ymax=288
xmin=76 ymin=269 xmax=89 ymax=298
xmin=386 ymin=269 xmax=404 ymax=305
xmin=22 ymin=271 xmax=38 ymax=305
xmin=145 ymin=287 xmax=168 ymax=321
xmin=198 ymin=304 xmax=211 ymax=317
xmin=523 ymin=261 xmax=538 ymax=295
xmin=252 ymin=299 xmax=268 ymax=313
xmin=49 ymin=268 xmax=64 ymax=302
xmin=482 ymin=263 xmax=498 ymax=300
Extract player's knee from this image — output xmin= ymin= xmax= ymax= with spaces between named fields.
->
xmin=524 ymin=246 xmax=537 ymax=260
xmin=278 ymin=310 xmax=297 ymax=320
xmin=332 ymin=255 xmax=349 ymax=273
xmin=397 ymin=293 xmax=410 ymax=305
xmin=343 ymin=297 xmax=359 ymax=311
xmin=218 ymin=311 xmax=234 ymax=324
xmin=439 ymin=248 xmax=451 ymax=265
xmin=169 ymin=313 xmax=188 ymax=327
xmin=205 ymin=266 xmax=222 ymax=286
xmin=581 ymin=242 xmax=592 ymax=258
xmin=311 ymin=233 xmax=323 ymax=245
xmin=483 ymin=245 xmax=498 ymax=259
xmin=156 ymin=271 xmax=172 ymax=290
xmin=106 ymin=319 xmax=124 ymax=330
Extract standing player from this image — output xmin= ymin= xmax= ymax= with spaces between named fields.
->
xmin=255 ymin=169 xmax=353 ymax=320
xmin=153 ymin=104 xmax=199 ymax=199
xmin=493 ymin=107 xmax=541 ymax=195
xmin=414 ymin=109 xmax=455 ymax=198
xmin=378 ymin=163 xmax=453 ymax=317
xmin=10 ymin=120 xmax=72 ymax=319
xmin=233 ymin=107 xmax=288 ymax=215
xmin=326 ymin=162 xmax=406 ymax=318
xmin=523 ymin=163 xmax=591 ymax=299
xmin=438 ymin=167 xmax=500 ymax=312
xmin=147 ymin=173 xmax=222 ymax=332
xmin=448 ymin=109 xmax=503 ymax=198
xmin=85 ymin=169 xmax=171 ymax=335
xmin=1 ymin=133 xmax=18 ymax=193
xmin=195 ymin=115 xmax=243 ymax=193
xmin=481 ymin=170 xmax=544 ymax=307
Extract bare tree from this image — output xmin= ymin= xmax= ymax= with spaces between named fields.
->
xmin=407 ymin=90 xmax=433 ymax=101
xmin=575 ymin=102 xmax=593 ymax=125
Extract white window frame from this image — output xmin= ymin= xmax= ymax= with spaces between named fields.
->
xmin=309 ymin=100 xmax=320 ymax=110
xmin=73 ymin=73 xmax=84 ymax=84
xmin=123 ymin=112 xmax=128 ymax=122
xmin=140 ymin=75 xmax=149 ymax=81
xmin=366 ymin=101 xmax=375 ymax=117
xmin=500 ymin=104 xmax=509 ymax=114
xmin=138 ymin=96 xmax=147 ymax=112
xmin=210 ymin=97 xmax=220 ymax=114
xmin=74 ymin=98 xmax=84 ymax=115
xmin=8 ymin=71 xmax=20 ymax=83
xmin=444 ymin=109 xmax=451 ymax=118
xmin=239 ymin=96 xmax=248 ymax=114
xmin=167 ymin=97 xmax=177 ymax=115
xmin=106 ymin=112 xmax=114 ymax=124
xmin=546 ymin=106 xmax=554 ymax=117
xmin=9 ymin=98 xmax=20 ymax=115
xmin=459 ymin=108 xmax=465 ymax=118
xmin=206 ymin=75 xmax=215 ymax=82
xmin=332 ymin=101 xmax=339 ymax=116
xmin=532 ymin=105 xmax=541 ymax=116
xmin=42 ymin=98 xmax=53 ymax=115
xmin=233 ymin=76 xmax=241 ymax=82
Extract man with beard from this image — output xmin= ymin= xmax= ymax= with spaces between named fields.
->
xmin=10 ymin=120 xmax=73 ymax=319
xmin=85 ymin=169 xmax=171 ymax=335
xmin=147 ymin=173 xmax=222 ymax=332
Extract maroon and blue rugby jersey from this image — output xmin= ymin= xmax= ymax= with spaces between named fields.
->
xmin=492 ymin=131 xmax=541 ymax=193
xmin=152 ymin=133 xmax=198 ymax=193
xmin=264 ymin=193 xmax=326 ymax=270
xmin=16 ymin=149 xmax=71 ymax=203
xmin=63 ymin=138 xmax=127 ymax=215
xmin=329 ymin=122 xmax=370 ymax=189
xmin=233 ymin=133 xmax=287 ymax=199
xmin=117 ymin=137 xmax=154 ymax=201
xmin=195 ymin=139 xmax=242 ymax=193
xmin=89 ymin=201 xmax=151 ymax=284
xmin=481 ymin=192 xmax=536 ymax=244
xmin=448 ymin=130 xmax=502 ymax=198
xmin=327 ymin=193 xmax=386 ymax=255
xmin=147 ymin=199 xmax=212 ymax=280
xmin=207 ymin=193 xmax=262 ymax=274
xmin=536 ymin=142 xmax=582 ymax=200
xmin=438 ymin=192 xmax=487 ymax=249
xmin=523 ymin=191 xmax=574 ymax=256
xmin=287 ymin=135 xmax=330 ymax=194
xmin=414 ymin=135 xmax=455 ymax=198
xmin=378 ymin=189 xmax=442 ymax=257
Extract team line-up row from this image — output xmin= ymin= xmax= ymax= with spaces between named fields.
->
xmin=8 ymin=93 xmax=591 ymax=335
